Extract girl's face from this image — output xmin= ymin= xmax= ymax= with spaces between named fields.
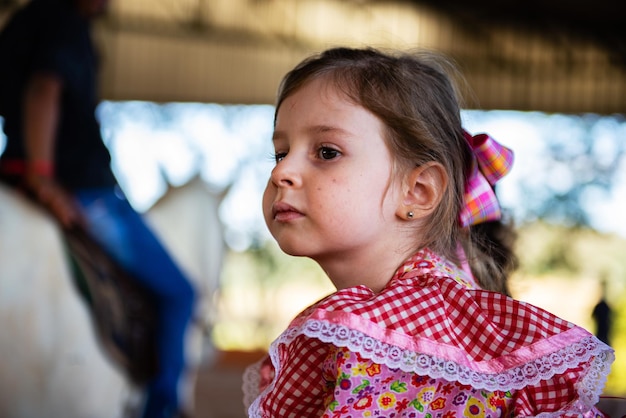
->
xmin=263 ymin=78 xmax=405 ymax=275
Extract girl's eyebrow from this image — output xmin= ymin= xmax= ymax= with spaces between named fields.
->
xmin=272 ymin=124 xmax=352 ymax=142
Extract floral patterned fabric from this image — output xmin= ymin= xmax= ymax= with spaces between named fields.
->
xmin=320 ymin=346 xmax=607 ymax=418
xmin=322 ymin=346 xmax=516 ymax=417
xmin=243 ymin=249 xmax=614 ymax=417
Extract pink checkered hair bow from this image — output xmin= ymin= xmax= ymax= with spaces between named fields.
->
xmin=459 ymin=130 xmax=514 ymax=227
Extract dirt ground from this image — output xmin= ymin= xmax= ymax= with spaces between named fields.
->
xmin=192 ymin=351 xmax=265 ymax=418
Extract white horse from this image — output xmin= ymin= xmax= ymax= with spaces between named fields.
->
xmin=144 ymin=175 xmax=228 ymax=376
xmin=0 ymin=176 xmax=226 ymax=418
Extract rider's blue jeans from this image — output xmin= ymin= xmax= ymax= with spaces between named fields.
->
xmin=75 ymin=187 xmax=196 ymax=418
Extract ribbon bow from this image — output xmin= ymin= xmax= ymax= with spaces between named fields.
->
xmin=459 ymin=130 xmax=514 ymax=227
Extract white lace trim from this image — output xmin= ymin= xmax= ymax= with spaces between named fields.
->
xmin=243 ymin=342 xmax=287 ymax=418
xmin=242 ymin=359 xmax=263 ymax=412
xmin=300 ymin=319 xmax=613 ymax=405
xmin=243 ymin=320 xmax=614 ymax=417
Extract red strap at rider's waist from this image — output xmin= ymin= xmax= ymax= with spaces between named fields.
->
xmin=0 ymin=159 xmax=54 ymax=177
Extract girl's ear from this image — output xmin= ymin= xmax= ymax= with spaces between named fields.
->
xmin=396 ymin=162 xmax=448 ymax=220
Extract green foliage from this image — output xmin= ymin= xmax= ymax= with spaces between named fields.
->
xmin=515 ymin=221 xmax=626 ymax=280
xmin=214 ymin=241 xmax=332 ymax=349
xmin=516 ymin=113 xmax=625 ymax=228
xmin=515 ymin=221 xmax=626 ymax=395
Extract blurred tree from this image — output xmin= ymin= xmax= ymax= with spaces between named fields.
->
xmin=523 ymin=114 xmax=625 ymax=226
xmin=512 ymin=114 xmax=625 ymax=274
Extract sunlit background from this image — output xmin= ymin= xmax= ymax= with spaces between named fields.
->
xmin=2 ymin=101 xmax=625 ymax=394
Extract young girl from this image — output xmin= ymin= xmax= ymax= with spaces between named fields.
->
xmin=243 ymin=47 xmax=614 ymax=417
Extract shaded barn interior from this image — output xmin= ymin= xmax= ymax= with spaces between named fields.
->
xmin=1 ymin=0 xmax=625 ymax=114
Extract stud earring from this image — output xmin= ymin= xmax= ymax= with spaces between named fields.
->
xmin=407 ymin=211 xmax=414 ymax=219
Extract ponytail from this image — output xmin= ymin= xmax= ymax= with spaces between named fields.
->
xmin=465 ymin=218 xmax=518 ymax=295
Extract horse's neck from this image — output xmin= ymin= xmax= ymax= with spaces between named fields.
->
xmin=145 ymin=177 xmax=226 ymax=296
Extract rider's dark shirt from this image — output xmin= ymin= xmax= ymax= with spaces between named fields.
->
xmin=0 ymin=0 xmax=116 ymax=190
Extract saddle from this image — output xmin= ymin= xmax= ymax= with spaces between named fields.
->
xmin=63 ymin=226 xmax=159 ymax=385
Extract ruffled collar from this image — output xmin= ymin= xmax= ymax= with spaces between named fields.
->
xmin=266 ymin=249 xmax=613 ymax=401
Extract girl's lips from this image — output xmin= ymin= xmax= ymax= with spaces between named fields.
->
xmin=272 ymin=201 xmax=303 ymax=221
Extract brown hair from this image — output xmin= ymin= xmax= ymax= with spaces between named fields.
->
xmin=275 ymin=47 xmax=516 ymax=293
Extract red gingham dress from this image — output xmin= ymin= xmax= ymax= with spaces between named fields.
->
xmin=243 ymin=249 xmax=614 ymax=417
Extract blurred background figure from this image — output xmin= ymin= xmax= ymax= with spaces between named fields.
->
xmin=0 ymin=1 xmax=196 ymax=417
xmin=593 ymin=277 xmax=614 ymax=346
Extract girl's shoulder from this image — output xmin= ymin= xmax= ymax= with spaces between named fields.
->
xmin=249 ymin=249 xmax=614 ymax=418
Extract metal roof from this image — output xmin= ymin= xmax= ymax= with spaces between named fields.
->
xmin=2 ymin=0 xmax=625 ymax=113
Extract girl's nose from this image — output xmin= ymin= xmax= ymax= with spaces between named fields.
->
xmin=270 ymin=156 xmax=302 ymax=188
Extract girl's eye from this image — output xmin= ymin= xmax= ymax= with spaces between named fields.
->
xmin=274 ymin=152 xmax=287 ymax=163
xmin=318 ymin=147 xmax=340 ymax=160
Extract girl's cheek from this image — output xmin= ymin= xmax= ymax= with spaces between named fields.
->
xmin=262 ymin=187 xmax=273 ymax=218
